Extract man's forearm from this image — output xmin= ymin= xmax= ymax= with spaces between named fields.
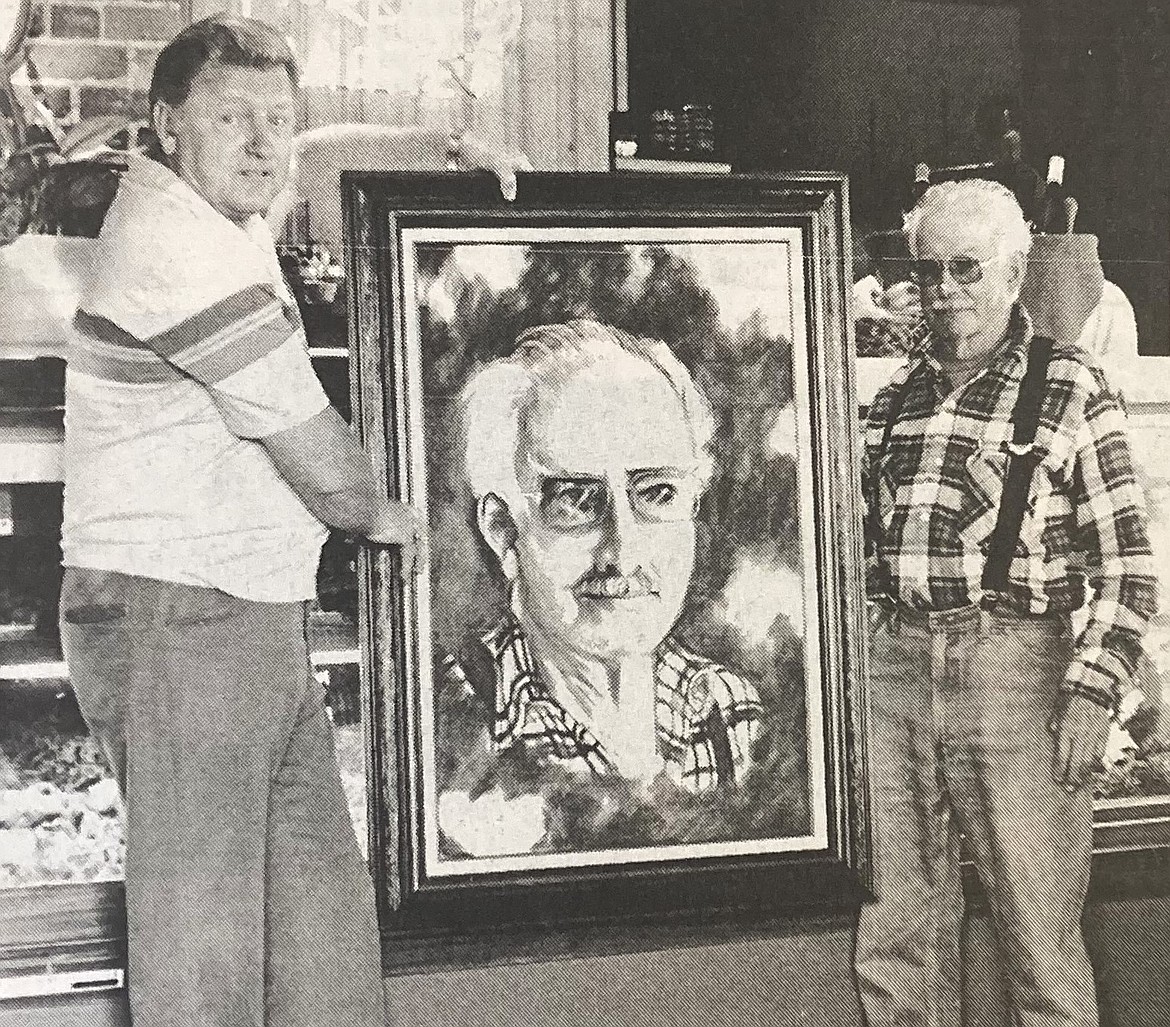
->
xmin=260 ymin=405 xmax=386 ymax=536
xmin=293 ymin=478 xmax=385 ymax=536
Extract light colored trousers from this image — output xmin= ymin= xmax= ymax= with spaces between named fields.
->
xmin=59 ymin=567 xmax=386 ymax=1027
xmin=855 ymin=604 xmax=1098 ymax=1027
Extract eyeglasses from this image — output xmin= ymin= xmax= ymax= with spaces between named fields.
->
xmin=526 ymin=471 xmax=702 ymax=532
xmin=912 ymin=255 xmax=990 ymax=286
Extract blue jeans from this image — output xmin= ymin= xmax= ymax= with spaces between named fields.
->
xmin=59 ymin=567 xmax=385 ymax=1027
xmin=854 ymin=605 xmax=1098 ymax=1027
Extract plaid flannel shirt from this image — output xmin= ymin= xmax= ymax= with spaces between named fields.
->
xmin=441 ymin=618 xmax=762 ymax=792
xmin=863 ymin=305 xmax=1158 ymax=709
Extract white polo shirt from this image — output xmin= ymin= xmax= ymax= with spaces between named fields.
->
xmin=62 ymin=157 xmax=330 ymax=603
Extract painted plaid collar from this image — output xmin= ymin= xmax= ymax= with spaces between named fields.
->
xmin=864 ymin=304 xmax=1157 ymax=707
xmin=448 ymin=617 xmax=762 ymax=792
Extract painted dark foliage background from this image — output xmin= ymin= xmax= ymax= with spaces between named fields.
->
xmin=413 ymin=240 xmax=817 ymax=857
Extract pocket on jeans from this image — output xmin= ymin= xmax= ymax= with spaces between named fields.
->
xmin=966 ymin=628 xmax=1071 ymax=700
xmin=163 ymin=586 xmax=241 ymax=630
xmin=63 ymin=602 xmax=127 ymax=625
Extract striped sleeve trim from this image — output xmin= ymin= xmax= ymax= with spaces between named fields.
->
xmin=78 ymin=285 xmax=302 ymax=386
xmin=72 ymin=311 xmax=184 ymax=384
xmin=150 ymin=285 xmax=299 ymax=383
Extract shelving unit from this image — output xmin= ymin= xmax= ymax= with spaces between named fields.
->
xmin=0 ymin=293 xmax=361 ymax=688
xmin=0 ymin=409 xmax=63 ymax=485
xmin=0 ymin=351 xmax=66 ymax=487
xmin=0 ymin=291 xmax=366 ymax=936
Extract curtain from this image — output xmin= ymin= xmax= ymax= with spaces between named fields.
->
xmin=224 ymin=0 xmax=613 ymax=171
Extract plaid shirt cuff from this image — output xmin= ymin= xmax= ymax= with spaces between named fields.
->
xmin=1061 ymin=662 xmax=1119 ymax=711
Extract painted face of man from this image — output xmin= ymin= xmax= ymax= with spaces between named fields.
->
xmin=505 ymin=359 xmax=702 ymax=664
xmin=154 ymin=61 xmax=296 ymax=226
xmin=914 ymin=208 xmax=1024 ymax=363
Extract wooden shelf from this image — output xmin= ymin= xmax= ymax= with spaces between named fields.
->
xmin=0 ymin=410 xmax=64 ymax=484
xmin=614 ymin=155 xmax=731 ymax=174
xmin=0 ymin=634 xmax=63 ymax=680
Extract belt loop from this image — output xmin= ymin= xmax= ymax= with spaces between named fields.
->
xmin=978 ymin=606 xmax=994 ymax=636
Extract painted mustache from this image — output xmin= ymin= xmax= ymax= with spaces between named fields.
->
xmin=572 ymin=567 xmax=659 ymax=600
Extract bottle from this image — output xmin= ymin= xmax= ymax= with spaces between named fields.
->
xmin=1040 ymin=155 xmax=1070 ymax=233
xmin=649 ymin=109 xmax=677 ymax=156
xmin=680 ymin=104 xmax=715 ymax=156
xmin=609 ymin=110 xmax=637 ymax=168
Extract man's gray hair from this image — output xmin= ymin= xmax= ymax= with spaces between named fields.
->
xmin=460 ymin=319 xmax=716 ymax=505
xmin=904 ymin=178 xmax=1033 ymax=266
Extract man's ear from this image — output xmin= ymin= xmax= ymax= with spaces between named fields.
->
xmin=1006 ymin=249 xmax=1026 ymax=300
xmin=1009 ymin=249 xmax=1026 ymax=290
xmin=477 ymin=493 xmax=519 ymax=581
xmin=152 ymin=100 xmax=177 ymax=156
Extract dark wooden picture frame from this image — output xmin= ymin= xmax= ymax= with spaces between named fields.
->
xmin=342 ymin=171 xmax=873 ymax=968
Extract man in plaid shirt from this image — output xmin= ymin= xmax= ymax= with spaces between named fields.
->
xmin=854 ymin=180 xmax=1157 ymax=1027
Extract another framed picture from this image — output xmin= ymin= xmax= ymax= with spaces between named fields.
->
xmin=343 ymin=172 xmax=870 ymax=965
xmin=1093 ymin=392 xmax=1170 ymax=860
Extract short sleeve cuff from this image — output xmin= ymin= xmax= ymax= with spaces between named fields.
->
xmin=211 ymin=336 xmax=331 ymax=439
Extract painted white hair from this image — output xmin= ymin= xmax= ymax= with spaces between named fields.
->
xmin=460 ymin=319 xmax=716 ymax=506
xmin=904 ymin=178 xmax=1033 ymax=269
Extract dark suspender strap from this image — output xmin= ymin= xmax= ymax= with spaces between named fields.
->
xmin=867 ymin=368 xmax=916 ymax=553
xmin=867 ymin=368 xmax=918 ymax=598
xmin=980 ymin=335 xmax=1054 ymax=595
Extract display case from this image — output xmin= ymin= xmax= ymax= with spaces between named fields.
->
xmin=0 ymin=271 xmax=369 ymax=995
xmin=1092 ymin=386 xmax=1170 ymax=844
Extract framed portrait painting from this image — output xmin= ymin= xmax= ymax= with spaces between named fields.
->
xmin=342 ymin=171 xmax=870 ymax=965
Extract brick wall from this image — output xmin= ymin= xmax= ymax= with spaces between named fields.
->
xmin=25 ymin=1 xmax=185 ymax=128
